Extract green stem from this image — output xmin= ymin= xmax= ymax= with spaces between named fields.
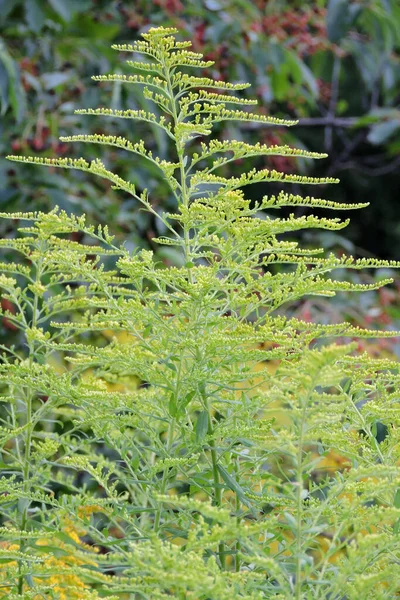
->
xmin=234 ymin=454 xmax=241 ymax=572
xmin=206 ymin=396 xmax=225 ymax=570
xmin=163 ymin=46 xmax=223 ymax=568
xmin=294 ymin=386 xmax=312 ymax=600
xmin=295 ymin=461 xmax=303 ymax=600
xmin=17 ymin=252 xmax=43 ymax=595
xmin=154 ymin=417 xmax=175 ymax=533
xmin=162 ymin=61 xmax=193 ymax=282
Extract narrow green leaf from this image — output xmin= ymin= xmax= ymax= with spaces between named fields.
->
xmin=394 ymin=518 xmax=400 ymax=535
xmin=327 ymin=0 xmax=362 ymax=43
xmin=25 ymin=0 xmax=45 ymax=33
xmin=327 ymin=0 xmax=348 ymax=42
xmin=394 ymin=489 xmax=400 ymax=509
xmin=183 ymin=390 xmax=196 ymax=408
xmin=196 ymin=410 xmax=209 ymax=443
xmin=168 ymin=393 xmax=177 ymax=418
xmin=217 ymin=465 xmax=252 ymax=509
xmin=42 ymin=72 xmax=73 ymax=91
xmin=368 ymin=120 xmax=400 ymax=145
xmin=143 ymin=323 xmax=152 ymax=337
xmin=49 ymin=0 xmax=72 ymax=21
xmin=340 ymin=377 xmax=352 ymax=394
xmin=0 ymin=0 xmax=19 ymax=24
xmin=0 ymin=61 xmax=9 ymax=114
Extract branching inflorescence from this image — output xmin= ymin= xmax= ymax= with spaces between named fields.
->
xmin=2 ymin=26 xmax=400 ymax=599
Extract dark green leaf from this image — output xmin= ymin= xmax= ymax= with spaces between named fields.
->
xmin=368 ymin=120 xmax=400 ymax=145
xmin=8 ymin=62 xmax=26 ymax=123
xmin=168 ymin=393 xmax=177 ymax=418
xmin=41 ymin=72 xmax=73 ymax=90
xmin=183 ymin=390 xmax=196 ymax=408
xmin=340 ymin=377 xmax=352 ymax=394
xmin=297 ymin=59 xmax=318 ymax=98
xmin=271 ymin=68 xmax=290 ymax=102
xmin=72 ymin=14 xmax=120 ymax=40
xmin=0 ymin=0 xmax=19 ymax=24
xmin=0 ymin=61 xmax=9 ymax=114
xmin=217 ymin=465 xmax=252 ymax=509
xmin=165 ymin=361 xmax=177 ymax=372
xmin=196 ymin=410 xmax=209 ymax=443
xmin=25 ymin=0 xmax=45 ymax=33
xmin=143 ymin=324 xmax=152 ymax=337
xmin=327 ymin=0 xmax=361 ymax=43
xmin=49 ymin=0 xmax=72 ymax=21
xmin=394 ymin=488 xmax=400 ymax=509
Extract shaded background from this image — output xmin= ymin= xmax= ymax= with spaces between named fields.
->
xmin=1 ymin=0 xmax=400 ymax=348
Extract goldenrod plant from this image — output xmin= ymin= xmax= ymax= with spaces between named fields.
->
xmin=3 ymin=26 xmax=400 ymax=599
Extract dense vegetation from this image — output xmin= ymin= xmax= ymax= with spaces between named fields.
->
xmin=0 ymin=4 xmax=399 ymax=599
xmin=1 ymin=0 xmax=399 ymax=355
xmin=0 ymin=23 xmax=399 ymax=599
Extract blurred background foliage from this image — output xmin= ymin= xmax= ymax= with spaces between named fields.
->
xmin=0 ymin=0 xmax=399 ymax=353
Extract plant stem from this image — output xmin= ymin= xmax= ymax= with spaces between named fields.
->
xmin=295 ymin=457 xmax=303 ymax=600
xmin=206 ymin=397 xmax=225 ymax=570
xmin=17 ymin=251 xmax=43 ymax=595
xmin=234 ymin=454 xmax=241 ymax=572
xmin=154 ymin=417 xmax=175 ymax=533
xmin=294 ymin=386 xmax=312 ymax=600
xmin=162 ymin=58 xmax=193 ymax=282
xmin=17 ymin=391 xmax=33 ymax=595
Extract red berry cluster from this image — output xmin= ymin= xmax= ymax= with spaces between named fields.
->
xmin=118 ymin=1 xmax=184 ymax=30
xmin=115 ymin=6 xmax=142 ymax=30
xmin=260 ymin=8 xmax=331 ymax=57
xmin=317 ymin=79 xmax=332 ymax=104
xmin=261 ymin=131 xmax=295 ymax=172
xmin=1 ymin=298 xmax=17 ymax=332
xmin=153 ymin=0 xmax=184 ymax=14
xmin=20 ymin=57 xmax=39 ymax=91
xmin=11 ymin=127 xmax=68 ymax=155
